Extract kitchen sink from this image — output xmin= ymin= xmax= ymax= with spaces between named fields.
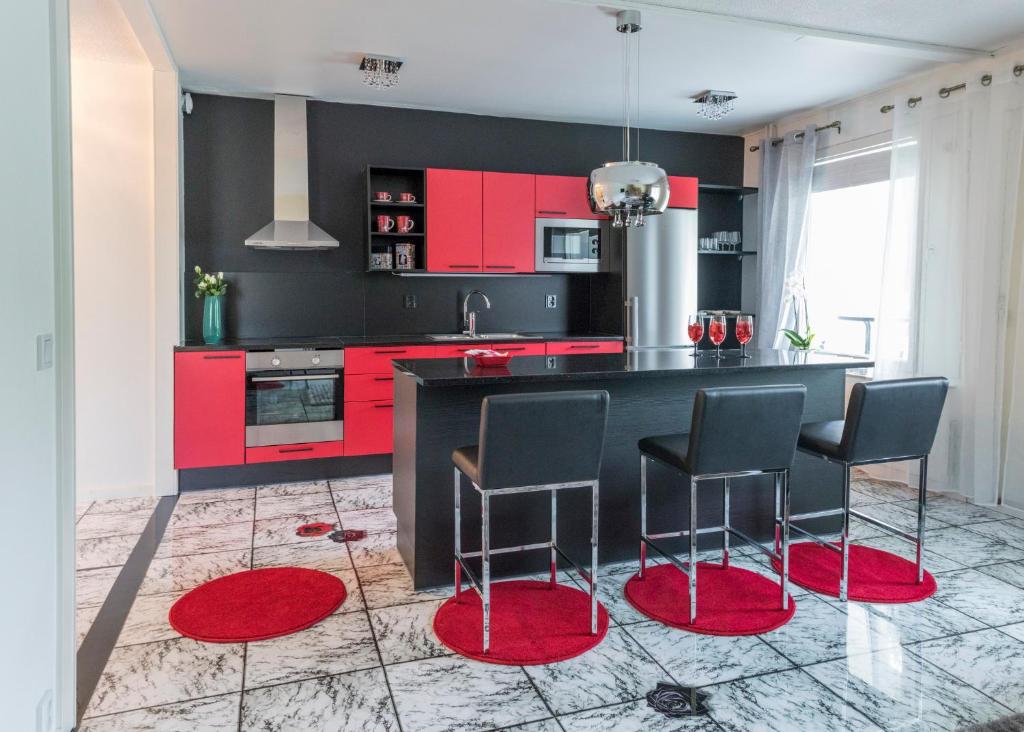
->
xmin=426 ymin=332 xmax=535 ymax=341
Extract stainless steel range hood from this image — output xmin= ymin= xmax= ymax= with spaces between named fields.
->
xmin=244 ymin=95 xmax=338 ymax=250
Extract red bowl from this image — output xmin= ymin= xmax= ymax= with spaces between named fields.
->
xmin=472 ymin=352 xmax=512 ymax=367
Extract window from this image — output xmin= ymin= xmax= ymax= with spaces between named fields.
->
xmin=804 ymin=142 xmax=892 ymax=357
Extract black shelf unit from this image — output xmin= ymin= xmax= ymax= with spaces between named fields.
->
xmin=696 ymin=184 xmax=758 ymax=311
xmin=366 ymin=165 xmax=427 ymax=272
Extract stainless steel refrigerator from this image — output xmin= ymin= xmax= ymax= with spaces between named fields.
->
xmin=604 ymin=208 xmax=699 ymax=350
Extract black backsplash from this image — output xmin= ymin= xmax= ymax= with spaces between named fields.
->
xmin=183 ymin=94 xmax=744 ymax=340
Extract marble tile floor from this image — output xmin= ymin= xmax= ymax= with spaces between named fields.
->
xmin=77 ymin=475 xmax=1024 ymax=731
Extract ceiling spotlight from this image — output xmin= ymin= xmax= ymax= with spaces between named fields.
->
xmin=693 ymin=90 xmax=737 ymax=121
xmin=360 ymin=55 xmax=403 ymax=90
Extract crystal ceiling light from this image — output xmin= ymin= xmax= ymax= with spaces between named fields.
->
xmin=589 ymin=10 xmax=669 ymax=228
xmin=360 ymin=55 xmax=403 ymax=90
xmin=693 ymin=90 xmax=737 ymax=121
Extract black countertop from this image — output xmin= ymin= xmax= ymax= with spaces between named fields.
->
xmin=395 ymin=349 xmax=872 ymax=387
xmin=174 ymin=332 xmax=623 ymax=352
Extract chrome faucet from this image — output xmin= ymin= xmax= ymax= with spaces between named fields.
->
xmin=462 ymin=290 xmax=491 ymax=337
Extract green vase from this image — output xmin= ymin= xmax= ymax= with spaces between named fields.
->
xmin=203 ymin=294 xmax=225 ymax=344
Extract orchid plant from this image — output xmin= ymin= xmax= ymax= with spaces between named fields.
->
xmin=192 ymin=266 xmax=227 ymax=299
xmin=780 ymin=271 xmax=815 ymax=350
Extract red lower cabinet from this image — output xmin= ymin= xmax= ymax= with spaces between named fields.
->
xmin=546 ymin=341 xmax=624 ymax=355
xmin=345 ymin=373 xmax=396 ymax=402
xmin=174 ymin=351 xmax=246 ymax=469
xmin=434 ymin=343 xmax=493 ymax=358
xmin=345 ymin=400 xmax=395 ymax=456
xmin=491 ymin=342 xmax=547 ymax=356
xmin=246 ymin=441 xmax=344 ymax=464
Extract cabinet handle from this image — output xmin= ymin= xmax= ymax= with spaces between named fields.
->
xmin=538 ymin=210 xmax=568 ymax=215
xmin=203 ymin=354 xmax=241 ymax=360
xmin=501 ymin=347 xmax=528 ymax=351
xmin=373 ymin=377 xmax=394 ymax=382
xmin=279 ymin=446 xmax=314 ymax=454
xmin=570 ymin=344 xmax=600 ymax=349
xmin=374 ymin=349 xmax=406 ymax=355
xmin=448 ymin=264 xmax=478 ymax=269
xmin=485 ymin=265 xmax=515 ymax=269
xmin=374 ymin=403 xmax=394 ymax=409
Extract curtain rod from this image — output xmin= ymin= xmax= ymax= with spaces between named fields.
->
xmin=881 ymin=63 xmax=1024 ymax=113
xmin=748 ymin=121 xmax=841 ymax=153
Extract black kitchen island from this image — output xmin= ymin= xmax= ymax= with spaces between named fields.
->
xmin=392 ymin=349 xmax=871 ymax=589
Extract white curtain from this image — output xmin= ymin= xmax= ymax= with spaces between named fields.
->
xmin=881 ymin=75 xmax=1024 ymax=502
xmin=756 ymin=125 xmax=818 ymax=348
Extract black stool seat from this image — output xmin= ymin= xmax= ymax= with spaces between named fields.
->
xmin=637 ymin=434 xmax=690 ymax=472
xmin=452 ymin=446 xmax=480 ymax=485
xmin=797 ymin=421 xmax=845 ymax=460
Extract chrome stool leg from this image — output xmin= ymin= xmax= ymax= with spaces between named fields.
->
xmin=482 ymin=492 xmax=491 ymax=654
xmin=550 ymin=489 xmax=558 ymax=589
xmin=639 ymin=455 xmax=648 ymax=578
xmin=839 ymin=464 xmax=851 ymax=602
xmin=781 ymin=469 xmax=792 ymax=610
xmin=722 ymin=477 xmax=731 ymax=569
xmin=591 ymin=480 xmax=599 ymax=635
xmin=454 ymin=467 xmax=462 ymax=601
xmin=689 ymin=476 xmax=698 ymax=624
xmin=774 ymin=472 xmax=782 ymax=555
xmin=916 ymin=456 xmax=928 ymax=584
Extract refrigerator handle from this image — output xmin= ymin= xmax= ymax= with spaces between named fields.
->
xmin=626 ymin=296 xmax=640 ymax=350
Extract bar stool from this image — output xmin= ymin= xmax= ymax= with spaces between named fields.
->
xmin=789 ymin=377 xmax=949 ymax=601
xmin=638 ymin=384 xmax=807 ymax=623
xmin=452 ymin=390 xmax=610 ymax=654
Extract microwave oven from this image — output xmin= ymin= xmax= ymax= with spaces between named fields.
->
xmin=535 ymin=218 xmax=604 ymax=272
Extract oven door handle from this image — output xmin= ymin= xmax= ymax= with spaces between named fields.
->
xmin=250 ymin=374 xmax=340 ymax=383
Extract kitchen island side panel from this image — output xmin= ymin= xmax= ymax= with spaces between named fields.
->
xmin=395 ymin=367 xmax=846 ymax=589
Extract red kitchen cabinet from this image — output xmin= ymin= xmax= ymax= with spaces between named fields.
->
xmin=346 ymin=345 xmax=437 ymax=374
xmin=246 ymin=440 xmax=344 ymax=464
xmin=174 ymin=351 xmax=246 ymax=469
xmin=546 ymin=341 xmax=624 ymax=355
xmin=491 ymin=342 xmax=547 ymax=356
xmin=345 ymin=400 xmax=395 ymax=455
xmin=483 ymin=172 xmax=535 ymax=273
xmin=668 ymin=176 xmax=699 ymax=209
xmin=434 ymin=343 xmax=493 ymax=358
xmin=427 ymin=168 xmax=483 ymax=272
xmin=535 ymin=175 xmax=602 ymax=220
xmin=345 ymin=373 xmax=397 ymax=402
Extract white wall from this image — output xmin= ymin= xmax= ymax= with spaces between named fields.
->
xmin=72 ymin=55 xmax=157 ymax=499
xmin=0 ymin=0 xmax=75 ymax=728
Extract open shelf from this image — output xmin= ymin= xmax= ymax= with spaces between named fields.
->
xmin=698 ymin=183 xmax=758 ymax=196
xmin=699 ymin=250 xmax=757 ymax=256
xmin=370 ymin=201 xmax=425 ymax=208
xmin=366 ymin=165 xmax=427 ymax=272
xmin=370 ymin=232 xmax=424 ymax=237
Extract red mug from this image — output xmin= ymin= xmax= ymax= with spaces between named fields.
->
xmin=399 ymin=192 xmax=416 ymax=203
xmin=396 ymin=215 xmax=415 ymax=233
xmin=376 ymin=215 xmax=395 ymax=232
xmin=375 ymin=191 xmax=392 ymax=202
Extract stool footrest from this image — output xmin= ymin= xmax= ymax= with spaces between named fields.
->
xmin=849 ymin=509 xmax=919 ymax=544
xmin=724 ymin=526 xmax=783 ymax=564
xmin=460 ymin=541 xmax=553 ymax=559
xmin=647 ymin=526 xmax=725 ymax=541
xmin=789 ymin=507 xmax=845 ymax=522
xmin=787 ymin=522 xmax=844 ymax=552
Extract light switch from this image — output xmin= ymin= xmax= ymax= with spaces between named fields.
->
xmin=36 ymin=333 xmax=54 ymax=371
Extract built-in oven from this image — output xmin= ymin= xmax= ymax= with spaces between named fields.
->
xmin=535 ymin=218 xmax=604 ymax=272
xmin=245 ymin=349 xmax=344 ymax=447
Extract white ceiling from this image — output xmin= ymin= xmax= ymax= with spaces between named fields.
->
xmin=71 ymin=0 xmax=149 ymax=65
xmin=148 ymin=0 xmax=1024 ymax=134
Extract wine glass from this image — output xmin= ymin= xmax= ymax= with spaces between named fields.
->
xmin=708 ymin=315 xmax=727 ymax=359
xmin=735 ymin=314 xmax=753 ymax=359
xmin=687 ymin=314 xmax=704 ymax=358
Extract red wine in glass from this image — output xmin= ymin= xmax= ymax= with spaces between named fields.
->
xmin=687 ymin=314 xmax=704 ymax=358
xmin=709 ymin=316 xmax=727 ymax=359
xmin=736 ymin=315 xmax=753 ymax=359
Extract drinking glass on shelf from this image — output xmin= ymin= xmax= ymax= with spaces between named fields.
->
xmin=709 ymin=315 xmax=727 ymax=359
xmin=687 ymin=314 xmax=704 ymax=358
xmin=735 ymin=314 xmax=753 ymax=359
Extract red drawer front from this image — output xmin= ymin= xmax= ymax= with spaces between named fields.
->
xmin=246 ymin=440 xmax=344 ymax=464
xmin=174 ymin=351 xmax=246 ymax=469
xmin=345 ymin=373 xmax=396 ymax=402
xmin=346 ymin=345 xmax=436 ymax=374
xmin=434 ymin=343 xmax=493 ymax=359
xmin=668 ymin=176 xmax=699 ymax=209
xmin=546 ymin=340 xmax=624 ymax=355
xmin=345 ymin=400 xmax=395 ymax=456
xmin=491 ymin=342 xmax=547 ymax=356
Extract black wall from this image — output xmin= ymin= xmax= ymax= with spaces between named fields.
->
xmin=183 ymin=94 xmax=744 ymax=340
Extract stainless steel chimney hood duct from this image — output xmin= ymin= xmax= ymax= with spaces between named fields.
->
xmin=244 ymin=95 xmax=339 ymax=250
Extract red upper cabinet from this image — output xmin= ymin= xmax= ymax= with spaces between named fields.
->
xmin=174 ymin=351 xmax=246 ymax=469
xmin=667 ymin=176 xmax=699 ymax=209
xmin=535 ymin=175 xmax=602 ymax=219
xmin=483 ymin=172 xmax=535 ymax=273
xmin=426 ymin=168 xmax=483 ymax=272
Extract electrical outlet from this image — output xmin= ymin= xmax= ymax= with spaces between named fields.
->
xmin=545 ymin=294 xmax=557 ymax=309
xmin=36 ymin=689 xmax=52 ymax=732
xmin=403 ymin=295 xmax=417 ymax=309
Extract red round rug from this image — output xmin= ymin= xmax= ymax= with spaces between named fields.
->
xmin=771 ymin=542 xmax=936 ymax=603
xmin=169 ymin=567 xmax=346 ymax=642
xmin=624 ymin=563 xmax=796 ymax=635
xmin=433 ymin=580 xmax=609 ymax=665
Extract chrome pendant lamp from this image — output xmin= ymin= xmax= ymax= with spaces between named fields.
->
xmin=588 ymin=10 xmax=669 ymax=227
